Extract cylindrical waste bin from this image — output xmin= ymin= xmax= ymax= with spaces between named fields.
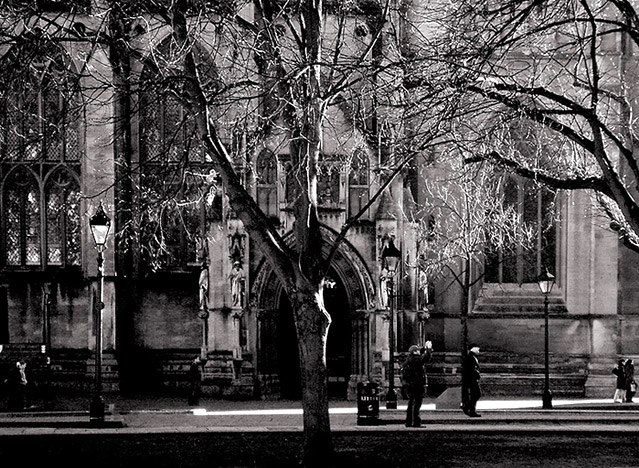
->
xmin=356 ymin=381 xmax=380 ymax=425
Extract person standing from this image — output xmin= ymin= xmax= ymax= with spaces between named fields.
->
xmin=401 ymin=341 xmax=433 ymax=427
xmin=188 ymin=356 xmax=203 ymax=406
xmin=624 ymin=359 xmax=636 ymax=403
xmin=5 ymin=359 xmax=28 ymax=411
xmin=612 ymin=359 xmax=626 ymax=403
xmin=461 ymin=344 xmax=482 ymax=417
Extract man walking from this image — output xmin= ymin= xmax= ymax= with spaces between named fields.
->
xmin=461 ymin=344 xmax=482 ymax=417
xmin=401 ymin=341 xmax=433 ymax=427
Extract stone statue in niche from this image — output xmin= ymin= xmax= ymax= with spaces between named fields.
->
xmin=229 ymin=229 xmax=245 ymax=264
xmin=418 ymin=268 xmax=429 ymax=310
xmin=379 ymin=267 xmax=389 ymax=309
xmin=228 ymin=260 xmax=245 ymax=308
xmin=196 ymin=236 xmax=209 ymax=312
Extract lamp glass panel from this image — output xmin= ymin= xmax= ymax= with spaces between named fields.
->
xmin=538 ymin=280 xmax=554 ymax=295
xmin=385 ymin=255 xmax=399 ymax=274
xmin=91 ymin=224 xmax=110 ymax=246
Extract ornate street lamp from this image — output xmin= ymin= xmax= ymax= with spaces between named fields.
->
xmin=42 ymin=282 xmax=53 ymax=409
xmin=381 ymin=238 xmax=401 ymax=410
xmin=89 ymin=202 xmax=111 ymax=424
xmin=537 ymin=268 xmax=555 ymax=410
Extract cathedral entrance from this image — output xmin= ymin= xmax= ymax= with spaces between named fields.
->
xmin=252 ymin=226 xmax=376 ymax=401
xmin=275 ymin=273 xmax=352 ymax=400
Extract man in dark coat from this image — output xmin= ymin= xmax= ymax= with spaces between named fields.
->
xmin=188 ymin=356 xmax=203 ymax=406
xmin=625 ymin=359 xmax=635 ymax=403
xmin=401 ymin=341 xmax=433 ymax=427
xmin=461 ymin=344 xmax=482 ymax=417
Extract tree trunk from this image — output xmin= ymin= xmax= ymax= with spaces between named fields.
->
xmin=109 ymin=7 xmax=139 ymax=390
xmin=460 ymin=258 xmax=471 ymax=359
xmin=291 ymin=289 xmax=333 ymax=466
xmin=170 ymin=0 xmax=335 ymax=463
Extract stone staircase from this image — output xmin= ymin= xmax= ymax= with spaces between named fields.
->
xmin=425 ymin=284 xmax=585 ymax=398
xmin=472 ymin=284 xmax=568 ymax=314
xmin=425 ymin=352 xmax=588 ymax=398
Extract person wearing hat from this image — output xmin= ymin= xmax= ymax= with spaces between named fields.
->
xmin=400 ymin=340 xmax=433 ymax=427
xmin=461 ymin=344 xmax=482 ymax=417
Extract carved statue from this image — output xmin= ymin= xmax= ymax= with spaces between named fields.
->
xmin=418 ymin=269 xmax=429 ymax=310
xmin=199 ymin=267 xmax=209 ymax=311
xmin=379 ymin=267 xmax=389 ymax=309
xmin=228 ymin=261 xmax=245 ymax=308
xmin=196 ymin=236 xmax=209 ymax=311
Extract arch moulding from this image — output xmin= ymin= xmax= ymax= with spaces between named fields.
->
xmin=250 ymin=226 xmax=376 ymax=312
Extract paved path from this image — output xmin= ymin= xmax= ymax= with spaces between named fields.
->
xmin=1 ymin=396 xmax=639 ymax=434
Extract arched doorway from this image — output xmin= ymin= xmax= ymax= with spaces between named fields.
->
xmin=275 ymin=272 xmax=352 ymax=400
xmin=251 ymin=226 xmax=376 ymax=401
xmin=324 ymin=274 xmax=351 ymax=399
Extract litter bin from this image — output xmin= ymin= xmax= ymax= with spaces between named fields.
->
xmin=356 ymin=381 xmax=380 ymax=425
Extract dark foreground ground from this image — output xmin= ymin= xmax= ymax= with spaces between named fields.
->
xmin=1 ymin=432 xmax=637 ymax=468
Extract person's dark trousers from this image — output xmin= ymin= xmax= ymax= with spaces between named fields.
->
xmin=626 ymin=388 xmax=635 ymax=403
xmin=464 ymin=397 xmax=477 ymax=414
xmin=8 ymin=385 xmax=26 ymax=411
xmin=405 ymin=387 xmax=424 ymax=427
xmin=464 ymin=386 xmax=481 ymax=416
xmin=188 ymin=381 xmax=201 ymax=405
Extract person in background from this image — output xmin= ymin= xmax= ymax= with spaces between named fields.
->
xmin=5 ymin=359 xmax=28 ymax=411
xmin=401 ymin=341 xmax=433 ymax=427
xmin=461 ymin=344 xmax=482 ymax=417
xmin=624 ymin=358 xmax=635 ymax=403
xmin=188 ymin=356 xmax=203 ymax=406
xmin=612 ymin=358 xmax=626 ymax=403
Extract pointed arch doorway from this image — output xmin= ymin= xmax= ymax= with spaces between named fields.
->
xmin=276 ymin=271 xmax=351 ymax=400
xmin=252 ymin=226 xmax=376 ymax=401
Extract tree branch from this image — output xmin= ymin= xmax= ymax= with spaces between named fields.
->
xmin=464 ymin=151 xmax=612 ymax=196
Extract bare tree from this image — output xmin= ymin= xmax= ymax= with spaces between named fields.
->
xmin=0 ymin=0 xmax=456 ymax=464
xmin=407 ymin=0 xmax=639 ymax=253
xmin=413 ymin=154 xmax=536 ymax=356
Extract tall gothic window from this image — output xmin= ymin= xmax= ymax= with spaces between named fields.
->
xmin=138 ymin=43 xmax=220 ymax=271
xmin=318 ymin=156 xmax=341 ymax=208
xmin=256 ymin=150 xmax=278 ymax=217
xmin=485 ymin=176 xmax=556 ymax=284
xmin=348 ymin=151 xmax=369 ymax=217
xmin=0 ymin=40 xmax=82 ymax=269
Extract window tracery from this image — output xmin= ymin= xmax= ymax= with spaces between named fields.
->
xmin=0 ymin=41 xmax=81 ymax=269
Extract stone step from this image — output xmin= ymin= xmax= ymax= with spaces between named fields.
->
xmin=478 ymin=284 xmax=558 ymax=296
xmin=473 ymin=304 xmax=568 ymax=313
xmin=426 ymin=352 xmax=588 ymax=366
xmin=475 ymin=294 xmax=564 ymax=302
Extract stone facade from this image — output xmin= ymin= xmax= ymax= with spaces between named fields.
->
xmin=0 ymin=1 xmax=636 ymax=402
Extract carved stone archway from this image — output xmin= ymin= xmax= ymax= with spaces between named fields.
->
xmin=251 ymin=226 xmax=376 ymax=399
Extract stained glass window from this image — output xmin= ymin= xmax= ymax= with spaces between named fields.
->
xmin=4 ymin=169 xmax=41 ymax=266
xmin=0 ymin=40 xmax=81 ymax=269
xmin=46 ymin=170 xmax=81 ymax=266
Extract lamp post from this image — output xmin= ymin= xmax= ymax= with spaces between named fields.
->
xmin=382 ymin=238 xmax=401 ymax=410
xmin=537 ymin=268 xmax=555 ymax=410
xmin=42 ymin=282 xmax=53 ymax=409
xmin=89 ymin=202 xmax=111 ymax=424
